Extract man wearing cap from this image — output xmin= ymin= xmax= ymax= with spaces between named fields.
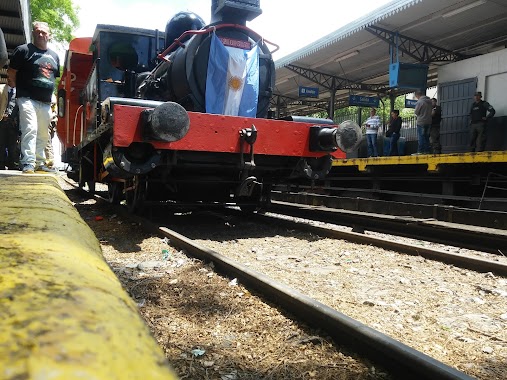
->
xmin=7 ymin=21 xmax=60 ymax=173
xmin=469 ymin=91 xmax=495 ymax=152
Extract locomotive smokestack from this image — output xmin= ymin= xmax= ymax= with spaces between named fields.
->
xmin=211 ymin=0 xmax=262 ymax=25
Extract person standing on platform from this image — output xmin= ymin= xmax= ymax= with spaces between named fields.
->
xmin=44 ymin=93 xmax=57 ymax=168
xmin=0 ymin=77 xmax=19 ymax=169
xmin=364 ymin=107 xmax=380 ymax=157
xmin=469 ymin=91 xmax=495 ymax=152
xmin=414 ymin=89 xmax=432 ymax=154
xmin=386 ymin=110 xmax=402 ymax=156
xmin=7 ymin=21 xmax=60 ymax=174
xmin=430 ymin=98 xmax=442 ymax=154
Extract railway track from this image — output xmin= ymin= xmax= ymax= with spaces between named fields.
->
xmin=268 ymin=200 xmax=507 ymax=256
xmin=245 ymin=211 xmax=507 ymax=277
xmin=153 ymin=225 xmax=475 ymax=380
xmin=73 ymin=178 xmax=507 ymax=276
xmin=58 ymin=175 xmax=506 ymax=379
xmin=271 ymin=190 xmax=507 ymax=229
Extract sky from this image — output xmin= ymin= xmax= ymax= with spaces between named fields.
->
xmin=70 ymin=0 xmax=394 ymax=60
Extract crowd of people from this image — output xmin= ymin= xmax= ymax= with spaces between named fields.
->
xmin=362 ymin=89 xmax=496 ymax=157
xmin=1 ymin=22 xmax=59 ymax=173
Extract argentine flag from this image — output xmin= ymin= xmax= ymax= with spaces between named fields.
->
xmin=205 ymin=33 xmax=260 ymax=117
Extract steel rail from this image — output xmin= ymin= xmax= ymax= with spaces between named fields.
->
xmin=155 ymin=225 xmax=475 ymax=380
xmin=248 ymin=211 xmax=507 ymax=277
xmin=268 ymin=201 xmax=507 ymax=255
xmin=271 ymin=190 xmax=507 ymax=229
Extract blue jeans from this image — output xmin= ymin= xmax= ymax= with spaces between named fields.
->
xmin=366 ymin=133 xmax=378 ymax=157
xmin=389 ymin=132 xmax=400 ymax=156
xmin=417 ymin=124 xmax=430 ymax=154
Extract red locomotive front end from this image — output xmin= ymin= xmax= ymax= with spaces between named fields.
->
xmin=56 ymin=0 xmax=361 ymax=212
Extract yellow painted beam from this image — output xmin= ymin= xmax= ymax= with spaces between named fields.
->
xmin=0 ymin=173 xmax=177 ymax=380
xmin=333 ymin=151 xmax=507 ymax=172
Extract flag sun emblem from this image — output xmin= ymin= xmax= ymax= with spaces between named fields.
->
xmin=228 ymin=76 xmax=243 ymax=91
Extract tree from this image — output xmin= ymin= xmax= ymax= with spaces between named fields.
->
xmin=30 ymin=0 xmax=79 ymax=44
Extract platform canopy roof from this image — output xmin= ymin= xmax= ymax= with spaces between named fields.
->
xmin=0 ymin=0 xmax=30 ymax=83
xmin=272 ymin=0 xmax=507 ymax=117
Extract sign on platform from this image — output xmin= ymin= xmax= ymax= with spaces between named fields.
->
xmin=405 ymin=99 xmax=417 ymax=108
xmin=298 ymin=86 xmax=319 ymax=98
xmin=348 ymin=95 xmax=380 ymax=108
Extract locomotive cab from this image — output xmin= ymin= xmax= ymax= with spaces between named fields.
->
xmin=84 ymin=25 xmax=165 ymax=131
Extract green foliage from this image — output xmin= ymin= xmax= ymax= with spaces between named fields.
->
xmin=311 ymin=94 xmax=415 ymax=126
xmin=30 ymin=0 xmax=79 ymax=44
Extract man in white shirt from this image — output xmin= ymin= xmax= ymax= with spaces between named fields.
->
xmin=364 ymin=107 xmax=380 ymax=157
xmin=7 ymin=21 xmax=60 ymax=173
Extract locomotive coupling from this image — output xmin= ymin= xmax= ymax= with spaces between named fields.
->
xmin=103 ymin=143 xmax=161 ymax=178
xmin=309 ymin=121 xmax=362 ymax=153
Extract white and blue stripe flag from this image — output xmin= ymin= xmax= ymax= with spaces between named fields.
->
xmin=206 ymin=33 xmax=259 ymax=117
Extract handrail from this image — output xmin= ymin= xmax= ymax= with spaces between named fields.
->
xmin=73 ymin=104 xmax=84 ymax=146
xmin=157 ymin=23 xmax=279 ymax=62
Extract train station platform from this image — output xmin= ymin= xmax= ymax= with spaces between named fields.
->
xmin=0 ymin=171 xmax=177 ymax=379
xmin=333 ymin=151 xmax=507 ymax=172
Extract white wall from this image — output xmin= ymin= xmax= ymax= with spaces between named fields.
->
xmin=438 ymin=48 xmax=507 ymax=116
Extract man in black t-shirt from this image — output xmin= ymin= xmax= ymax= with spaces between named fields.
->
xmin=469 ymin=91 xmax=495 ymax=152
xmin=7 ymin=21 xmax=60 ymax=173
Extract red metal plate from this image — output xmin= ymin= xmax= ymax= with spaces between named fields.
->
xmin=112 ymin=105 xmax=345 ymax=158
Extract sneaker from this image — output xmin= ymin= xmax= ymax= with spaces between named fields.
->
xmin=36 ymin=165 xmax=57 ymax=173
xmin=22 ymin=164 xmax=35 ymax=174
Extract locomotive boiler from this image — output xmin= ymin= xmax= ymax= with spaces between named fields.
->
xmin=56 ymin=0 xmax=361 ymax=212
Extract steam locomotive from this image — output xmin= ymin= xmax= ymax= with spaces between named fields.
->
xmin=57 ymin=0 xmax=361 ymax=212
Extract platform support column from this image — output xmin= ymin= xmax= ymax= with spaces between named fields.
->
xmin=328 ymin=78 xmax=337 ymax=120
xmin=389 ymin=93 xmax=396 ymax=113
